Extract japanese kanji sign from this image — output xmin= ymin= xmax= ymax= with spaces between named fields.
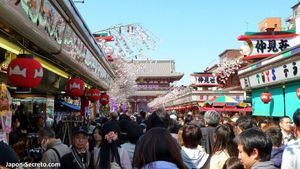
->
xmin=254 ymin=39 xmax=291 ymax=54
xmin=190 ymin=73 xmax=219 ymax=86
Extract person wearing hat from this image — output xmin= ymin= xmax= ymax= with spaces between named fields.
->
xmin=91 ymin=121 xmax=132 ymax=169
xmin=61 ymin=126 xmax=91 ymax=169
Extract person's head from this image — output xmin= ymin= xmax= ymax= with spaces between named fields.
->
xmin=145 ymin=112 xmax=164 ymax=131
xmin=222 ymin=157 xmax=244 ymax=169
xmin=264 ymin=126 xmax=282 ymax=147
xmin=12 ymin=116 xmax=20 ymax=129
xmin=235 ymin=128 xmax=272 ymax=169
xmin=182 ymin=124 xmax=202 ymax=148
xmin=109 ymin=112 xmax=119 ymax=121
xmin=184 ymin=115 xmax=194 ymax=125
xmin=38 ymin=127 xmax=55 ymax=150
xmin=236 ymin=116 xmax=257 ymax=135
xmin=92 ymin=126 xmax=103 ymax=144
xmin=279 ymin=116 xmax=292 ymax=133
xmin=223 ymin=117 xmax=233 ymax=125
xmin=293 ymin=109 xmax=300 ymax=128
xmin=204 ymin=110 xmax=220 ymax=127
xmin=134 ymin=127 xmax=186 ymax=169
xmin=127 ymin=123 xmax=143 ymax=144
xmin=213 ymin=124 xmax=238 ymax=157
xmin=72 ymin=126 xmax=89 ymax=152
xmin=140 ymin=111 xmax=146 ymax=119
xmin=293 ymin=109 xmax=300 ymax=138
xmin=102 ymin=121 xmax=120 ymax=143
xmin=37 ymin=115 xmax=45 ymax=128
xmin=258 ymin=119 xmax=269 ymax=131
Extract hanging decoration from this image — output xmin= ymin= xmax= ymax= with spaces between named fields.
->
xmin=100 ymin=93 xmax=109 ymax=105
xmin=86 ymin=88 xmax=101 ymax=102
xmin=148 ymin=86 xmax=189 ymax=109
xmin=93 ymin=24 xmax=159 ymax=105
xmin=297 ymin=88 xmax=300 ymax=99
xmin=93 ymin=23 xmax=159 ymax=61
xmin=7 ymin=54 xmax=43 ymax=88
xmin=211 ymin=55 xmax=244 ymax=84
xmin=260 ymin=92 xmax=272 ymax=104
xmin=66 ymin=78 xmax=85 ymax=97
xmin=0 ymin=83 xmax=12 ymax=143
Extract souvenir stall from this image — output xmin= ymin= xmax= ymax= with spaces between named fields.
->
xmin=238 ymin=44 xmax=300 ymax=119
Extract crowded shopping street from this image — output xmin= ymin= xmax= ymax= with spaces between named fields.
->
xmin=0 ymin=0 xmax=300 ymax=169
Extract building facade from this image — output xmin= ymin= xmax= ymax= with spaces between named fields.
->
xmin=129 ymin=60 xmax=183 ymax=112
xmin=0 ymin=0 xmax=115 ymax=117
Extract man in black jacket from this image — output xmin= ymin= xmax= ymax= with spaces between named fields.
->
xmin=61 ymin=126 xmax=91 ymax=169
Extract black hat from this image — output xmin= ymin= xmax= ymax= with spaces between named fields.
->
xmin=102 ymin=121 xmax=120 ymax=135
xmin=73 ymin=126 xmax=88 ymax=136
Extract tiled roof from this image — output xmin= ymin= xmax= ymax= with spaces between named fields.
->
xmin=130 ymin=90 xmax=169 ymax=96
xmin=131 ymin=60 xmax=184 ymax=78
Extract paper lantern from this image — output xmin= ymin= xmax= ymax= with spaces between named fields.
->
xmin=86 ymin=88 xmax=101 ymax=101
xmin=297 ymin=88 xmax=300 ymax=99
xmin=100 ymin=93 xmax=109 ymax=105
xmin=7 ymin=55 xmax=43 ymax=88
xmin=107 ymin=55 xmax=114 ymax=62
xmin=260 ymin=92 xmax=272 ymax=104
xmin=66 ymin=78 xmax=85 ymax=97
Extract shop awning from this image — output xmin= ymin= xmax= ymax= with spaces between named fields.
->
xmin=199 ymin=107 xmax=252 ymax=112
xmin=213 ymin=96 xmax=238 ymax=107
xmin=58 ymin=101 xmax=81 ymax=111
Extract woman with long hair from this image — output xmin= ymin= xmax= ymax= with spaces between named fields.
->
xmin=209 ymin=124 xmax=238 ymax=169
xmin=90 ymin=126 xmax=103 ymax=151
xmin=134 ymin=127 xmax=186 ymax=169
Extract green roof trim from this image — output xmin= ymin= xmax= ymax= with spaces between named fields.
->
xmin=244 ymin=32 xmax=259 ymax=35
xmin=282 ymin=51 xmax=291 ymax=58
xmin=285 ymin=29 xmax=296 ymax=33
xmin=251 ymin=65 xmax=257 ymax=70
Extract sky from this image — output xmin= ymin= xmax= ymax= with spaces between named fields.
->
xmin=76 ymin=0 xmax=298 ymax=86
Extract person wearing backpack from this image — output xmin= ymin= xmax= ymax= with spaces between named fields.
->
xmin=38 ymin=127 xmax=71 ymax=169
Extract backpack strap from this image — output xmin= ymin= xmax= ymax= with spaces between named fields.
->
xmin=50 ymin=147 xmax=62 ymax=165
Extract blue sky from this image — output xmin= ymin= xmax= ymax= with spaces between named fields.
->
xmin=76 ymin=0 xmax=297 ymax=85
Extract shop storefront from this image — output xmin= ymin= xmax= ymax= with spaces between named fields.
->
xmin=238 ymin=45 xmax=300 ymax=118
xmin=0 ymin=0 xmax=115 ymax=158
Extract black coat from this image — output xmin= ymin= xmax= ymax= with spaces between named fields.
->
xmin=61 ymin=151 xmax=91 ymax=169
xmin=200 ymin=126 xmax=216 ymax=155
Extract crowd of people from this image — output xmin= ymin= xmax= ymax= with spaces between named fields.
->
xmin=1 ymin=108 xmax=300 ymax=169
